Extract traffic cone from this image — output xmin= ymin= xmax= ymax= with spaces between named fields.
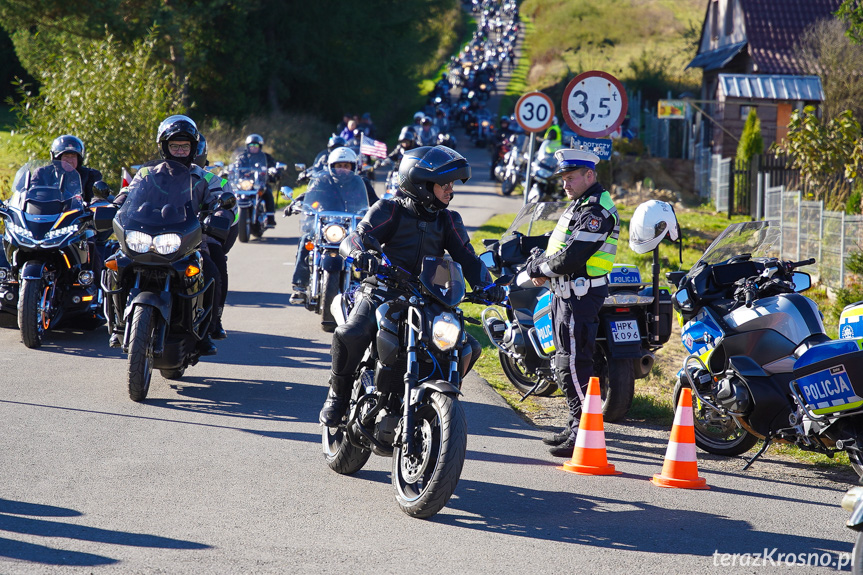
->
xmin=562 ymin=376 xmax=621 ymax=476
xmin=651 ymin=387 xmax=709 ymax=489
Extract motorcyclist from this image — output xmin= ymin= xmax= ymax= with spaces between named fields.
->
xmin=385 ymin=126 xmax=419 ymax=166
xmin=236 ymin=133 xmax=280 ymax=226
xmin=537 ymin=124 xmax=563 ymax=158
xmin=490 ymin=115 xmax=515 ymax=177
xmin=417 ymin=116 xmax=438 ymax=146
xmin=289 ymin=147 xmax=376 ymax=305
xmin=318 ymin=145 xmax=506 ymax=426
xmin=50 ymin=135 xmax=103 ymax=204
xmin=310 ymin=135 xmax=347 ymax=174
xmin=192 ymin=133 xmax=237 ymax=340
xmin=109 ymin=115 xmax=225 ymax=355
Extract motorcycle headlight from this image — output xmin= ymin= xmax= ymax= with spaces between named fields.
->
xmin=0 ymin=268 xmax=7 ymax=281
xmin=126 ymin=230 xmax=153 ymax=253
xmin=432 ymin=312 xmax=461 ymax=351
xmin=323 ymin=224 xmax=347 ymax=244
xmin=43 ymin=224 xmax=78 ymax=241
xmin=239 ymin=179 xmax=254 ymax=191
xmin=153 ymin=233 xmax=182 ymax=255
xmin=8 ymin=222 xmax=34 ymax=240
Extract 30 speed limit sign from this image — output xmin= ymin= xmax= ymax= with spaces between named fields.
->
xmin=561 ymin=71 xmax=628 ymax=138
xmin=514 ymin=91 xmax=555 ymax=133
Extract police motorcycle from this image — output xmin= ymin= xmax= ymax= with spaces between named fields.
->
xmin=282 ymin=173 xmax=370 ymax=332
xmin=322 ymin=246 xmax=499 ymax=518
xmin=98 ymin=160 xmax=233 ymax=401
xmin=0 ymin=161 xmax=111 ymax=348
xmin=226 ymin=153 xmax=281 ymax=243
xmin=525 ymin=149 xmax=563 ymax=203
xmin=479 ymin=201 xmax=676 ymax=422
xmin=668 ymin=219 xmax=863 ymax=477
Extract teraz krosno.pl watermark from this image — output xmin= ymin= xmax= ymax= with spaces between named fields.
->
xmin=713 ymin=549 xmax=852 ymax=570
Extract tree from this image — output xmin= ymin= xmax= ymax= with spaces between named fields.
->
xmin=11 ymin=33 xmax=183 ymax=188
xmin=837 ymin=0 xmax=863 ymax=44
xmin=736 ymin=107 xmax=763 ymax=162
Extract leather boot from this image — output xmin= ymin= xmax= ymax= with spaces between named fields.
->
xmin=197 ymin=335 xmax=218 ymax=356
xmin=211 ymin=306 xmax=227 ymax=340
xmin=319 ymin=374 xmax=353 ymax=426
xmin=548 ymin=436 xmax=576 ymax=458
xmin=541 ymin=426 xmax=571 ymax=446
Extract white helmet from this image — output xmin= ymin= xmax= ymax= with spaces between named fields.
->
xmin=629 ymin=200 xmax=679 ymax=254
xmin=327 ymin=147 xmax=358 ymax=175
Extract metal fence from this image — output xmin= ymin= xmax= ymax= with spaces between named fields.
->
xmin=763 ymin=184 xmax=863 ymax=289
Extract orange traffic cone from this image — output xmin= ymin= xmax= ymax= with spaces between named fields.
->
xmin=651 ymin=387 xmax=709 ymax=489
xmin=562 ymin=377 xmax=621 ymax=475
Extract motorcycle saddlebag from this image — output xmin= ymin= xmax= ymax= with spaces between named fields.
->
xmin=791 ymin=338 xmax=863 ymax=416
xmin=638 ymin=286 xmax=673 ymax=345
xmin=839 ymin=302 xmax=863 ymax=340
xmin=531 ymin=290 xmax=555 ymax=355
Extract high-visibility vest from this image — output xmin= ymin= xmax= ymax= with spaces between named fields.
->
xmin=545 ymin=189 xmax=619 ymax=278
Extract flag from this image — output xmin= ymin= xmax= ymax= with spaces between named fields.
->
xmin=360 ymin=134 xmax=387 ymax=159
xmin=121 ymin=167 xmax=133 ymax=188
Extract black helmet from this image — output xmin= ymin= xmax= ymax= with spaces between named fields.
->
xmin=500 ymin=115 xmax=510 ymax=125
xmin=194 ymin=133 xmax=208 ymax=168
xmin=50 ymin=135 xmax=85 ymax=165
xmin=245 ymin=133 xmax=264 ymax=148
xmin=398 ymin=126 xmax=417 ymax=143
xmin=157 ymin=114 xmax=199 ymax=166
xmin=327 ymin=135 xmax=346 ymax=153
xmin=398 ymin=146 xmax=470 ymax=211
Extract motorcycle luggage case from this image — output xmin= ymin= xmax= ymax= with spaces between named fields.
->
xmin=791 ymin=338 xmax=863 ymax=416
xmin=532 ymin=290 xmax=555 ymax=355
xmin=839 ymin=302 xmax=863 ymax=340
xmin=638 ymin=286 xmax=673 ymax=344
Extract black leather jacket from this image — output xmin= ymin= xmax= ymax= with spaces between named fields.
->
xmin=340 ymin=197 xmax=491 ymax=288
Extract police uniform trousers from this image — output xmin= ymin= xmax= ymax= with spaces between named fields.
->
xmin=550 ymin=288 xmax=605 ymax=438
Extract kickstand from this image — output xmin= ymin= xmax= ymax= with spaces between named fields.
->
xmin=743 ymin=437 xmax=771 ymax=470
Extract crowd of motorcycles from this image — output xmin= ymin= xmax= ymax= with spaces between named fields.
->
xmin=5 ymin=3 xmax=863 ymax=540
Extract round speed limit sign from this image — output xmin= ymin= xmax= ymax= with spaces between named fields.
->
xmin=561 ymin=71 xmax=628 ymax=138
xmin=514 ymin=92 xmax=555 ymax=133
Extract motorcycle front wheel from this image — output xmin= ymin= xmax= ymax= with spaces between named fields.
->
xmin=18 ymin=277 xmax=46 ymax=349
xmin=672 ymin=380 xmax=759 ymax=456
xmin=127 ymin=305 xmax=156 ymax=402
xmin=593 ymin=345 xmax=634 ymax=423
xmin=238 ymin=208 xmax=251 ymax=243
xmin=393 ymin=390 xmax=467 ymax=519
xmin=499 ymin=352 xmax=557 ymax=396
xmin=500 ymin=177 xmax=515 ymax=196
xmin=323 ymin=424 xmax=371 ymax=475
xmin=319 ymin=270 xmax=340 ymax=333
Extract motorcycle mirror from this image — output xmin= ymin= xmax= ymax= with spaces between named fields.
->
xmin=280 ymin=186 xmax=294 ymax=202
xmin=294 ymin=163 xmax=306 ymax=172
xmin=213 ymin=161 xmax=224 ymax=168
xmin=218 ymin=191 xmax=237 ymax=211
xmin=673 ymin=288 xmax=694 ymax=312
xmin=92 ymin=181 xmax=112 ymax=200
xmin=479 ymin=250 xmax=496 ymax=269
xmin=276 ymin=162 xmax=287 ymax=170
xmin=792 ymin=272 xmax=811 ymax=293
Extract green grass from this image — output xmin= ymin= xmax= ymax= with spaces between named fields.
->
xmin=498 ymin=18 xmax=535 ymax=118
xmin=0 ymin=108 xmax=28 ymax=200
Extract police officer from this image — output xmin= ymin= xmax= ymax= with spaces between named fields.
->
xmin=318 ymin=145 xmax=506 ymax=426
xmin=524 ymin=149 xmax=620 ymax=457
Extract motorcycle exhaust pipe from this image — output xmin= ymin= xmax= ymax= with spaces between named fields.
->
xmin=636 ymin=352 xmax=655 ymax=379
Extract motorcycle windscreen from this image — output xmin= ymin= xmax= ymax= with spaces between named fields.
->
xmin=502 ymin=201 xmax=569 ymax=239
xmin=419 ymin=256 xmax=466 ymax=307
xmin=230 ymin=151 xmax=268 ymax=192
xmin=117 ymin=161 xmax=196 ymax=231
xmin=696 ymin=220 xmax=782 ymax=267
xmin=302 ymin=174 xmax=370 ymax=214
xmin=8 ymin=161 xmax=85 ymax=235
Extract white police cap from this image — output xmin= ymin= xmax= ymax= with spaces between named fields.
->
xmin=553 ymin=148 xmax=600 ymax=175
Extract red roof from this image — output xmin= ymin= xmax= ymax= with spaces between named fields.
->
xmin=741 ymin=0 xmax=843 ymax=74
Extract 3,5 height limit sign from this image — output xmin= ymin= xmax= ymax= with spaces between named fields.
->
xmin=561 ymin=71 xmax=628 ymax=138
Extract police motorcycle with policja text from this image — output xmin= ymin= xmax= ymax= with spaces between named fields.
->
xmin=0 ymin=160 xmax=111 ymax=348
xmin=98 ymin=160 xmax=234 ymax=401
xmin=323 ymin=249 xmax=498 ymax=518
xmin=668 ymin=219 xmax=863 ymax=477
xmin=282 ymin=173 xmax=370 ymax=332
xmin=479 ymin=200 xmax=675 ymax=422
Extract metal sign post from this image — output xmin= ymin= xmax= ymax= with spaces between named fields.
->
xmin=523 ymin=131 xmax=536 ymax=207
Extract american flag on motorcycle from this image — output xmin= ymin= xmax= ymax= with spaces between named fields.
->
xmin=360 ymin=134 xmax=387 ymax=159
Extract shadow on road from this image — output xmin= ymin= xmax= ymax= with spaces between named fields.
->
xmin=0 ymin=498 xmax=209 ymax=566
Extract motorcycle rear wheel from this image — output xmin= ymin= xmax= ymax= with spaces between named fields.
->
xmin=393 ymin=390 xmax=466 ymax=519
xmin=238 ymin=208 xmax=251 ymax=243
xmin=320 ymin=270 xmax=339 ymax=333
xmin=672 ymin=380 xmax=759 ymax=456
xmin=593 ymin=346 xmax=635 ymax=423
xmin=323 ymin=424 xmax=371 ymax=475
xmin=499 ymin=352 xmax=557 ymax=396
xmin=849 ymin=450 xmax=863 ymax=480
xmin=18 ymin=277 xmax=46 ymax=349
xmin=127 ymin=305 xmax=156 ymax=402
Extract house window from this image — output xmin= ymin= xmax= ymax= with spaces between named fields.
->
xmin=724 ymin=0 xmax=734 ymax=36
xmin=740 ymin=105 xmax=755 ymax=120
xmin=711 ymin=0 xmax=719 ymax=41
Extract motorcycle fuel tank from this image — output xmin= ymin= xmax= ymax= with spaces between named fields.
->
xmin=724 ymin=293 xmax=825 ymax=347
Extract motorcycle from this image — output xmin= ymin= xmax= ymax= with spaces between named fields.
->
xmin=479 ymin=201 xmax=673 ymax=422
xmin=226 ymin=155 xmax=280 ymax=243
xmin=283 ymin=174 xmax=369 ymax=332
xmin=526 ymin=150 xmax=563 ymax=203
xmin=98 ymin=160 xmax=234 ymax=401
xmin=0 ymin=161 xmax=110 ymax=348
xmin=668 ymin=219 xmax=863 ymax=477
xmin=322 ymin=250 xmax=496 ymax=518
xmin=495 ymin=133 xmax=525 ymax=196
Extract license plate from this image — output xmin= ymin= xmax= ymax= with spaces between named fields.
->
xmin=610 ymin=320 xmax=640 ymax=343
xmin=797 ymin=364 xmax=863 ymax=413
